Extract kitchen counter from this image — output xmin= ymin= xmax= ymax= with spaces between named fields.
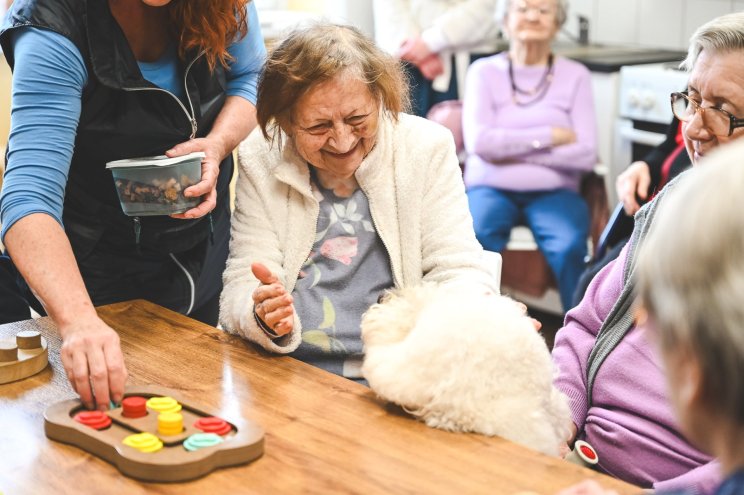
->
xmin=555 ymin=45 xmax=687 ymax=73
xmin=491 ymin=39 xmax=687 ymax=73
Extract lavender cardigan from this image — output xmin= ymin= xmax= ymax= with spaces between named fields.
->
xmin=462 ymin=52 xmax=597 ymax=192
xmin=552 ymin=177 xmax=720 ymax=493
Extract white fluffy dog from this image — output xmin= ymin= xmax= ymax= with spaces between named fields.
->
xmin=361 ymin=284 xmax=571 ymax=456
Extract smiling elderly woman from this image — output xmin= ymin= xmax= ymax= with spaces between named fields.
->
xmin=219 ymin=23 xmax=496 ymax=380
xmin=552 ymin=11 xmax=744 ymax=494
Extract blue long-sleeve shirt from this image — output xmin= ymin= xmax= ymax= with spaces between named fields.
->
xmin=0 ymin=3 xmax=265 ymax=242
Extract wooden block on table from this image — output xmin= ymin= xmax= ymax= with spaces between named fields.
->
xmin=0 ymin=330 xmax=48 ymax=384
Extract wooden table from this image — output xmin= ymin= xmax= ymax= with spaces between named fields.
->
xmin=0 ymin=300 xmax=639 ymax=494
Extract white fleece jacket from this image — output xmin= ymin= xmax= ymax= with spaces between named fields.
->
xmin=219 ymin=113 xmax=497 ymax=354
xmin=373 ymin=0 xmax=500 ymax=94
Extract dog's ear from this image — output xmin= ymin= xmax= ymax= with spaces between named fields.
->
xmin=361 ymin=290 xmax=414 ymax=347
xmin=361 ymin=285 xmax=441 ymax=347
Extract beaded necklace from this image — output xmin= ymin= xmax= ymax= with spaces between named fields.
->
xmin=508 ymin=53 xmax=555 ymax=106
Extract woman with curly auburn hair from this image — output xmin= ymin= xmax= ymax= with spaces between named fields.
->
xmin=168 ymin=0 xmax=249 ymax=70
xmin=0 ymin=0 xmax=265 ymax=410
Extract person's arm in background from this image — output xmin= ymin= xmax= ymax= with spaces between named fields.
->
xmin=397 ymin=0 xmax=498 ymax=77
xmin=616 ymin=117 xmax=681 ymax=215
xmin=523 ymin=65 xmax=597 ymax=172
xmin=463 ymin=59 xmax=565 ymax=162
xmin=372 ymin=0 xmax=417 ymax=55
xmin=419 ymin=0 xmax=499 ymax=55
xmin=169 ymin=1 xmax=265 ymax=219
xmin=551 ymin=244 xmax=629 ymax=446
xmin=1 ymin=28 xmax=127 ymax=411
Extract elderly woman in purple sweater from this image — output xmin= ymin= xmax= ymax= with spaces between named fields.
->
xmin=552 ymin=12 xmax=744 ymax=494
xmin=462 ymin=0 xmax=596 ymax=311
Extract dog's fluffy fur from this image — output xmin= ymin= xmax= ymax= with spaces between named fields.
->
xmin=361 ymin=284 xmax=571 ymax=456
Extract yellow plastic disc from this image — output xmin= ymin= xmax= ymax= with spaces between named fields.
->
xmin=123 ymin=432 xmax=163 ymax=453
xmin=146 ymin=396 xmax=182 ymax=413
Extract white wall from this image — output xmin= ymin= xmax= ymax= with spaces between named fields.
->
xmin=255 ymin=0 xmax=374 ymax=39
xmin=567 ymin=0 xmax=744 ymax=49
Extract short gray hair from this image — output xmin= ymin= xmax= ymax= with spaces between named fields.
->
xmin=496 ymin=0 xmax=569 ymax=28
xmin=637 ymin=139 xmax=744 ymax=425
xmin=681 ymin=12 xmax=744 ymax=71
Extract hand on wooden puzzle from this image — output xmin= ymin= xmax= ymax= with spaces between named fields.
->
xmin=58 ymin=316 xmax=128 ymax=410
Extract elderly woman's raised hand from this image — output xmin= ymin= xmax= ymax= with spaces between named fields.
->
xmin=165 ymin=137 xmax=227 ymax=220
xmin=616 ymin=161 xmax=651 ymax=215
xmin=251 ymin=262 xmax=295 ymax=336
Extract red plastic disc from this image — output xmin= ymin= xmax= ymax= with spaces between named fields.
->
xmin=74 ymin=410 xmax=112 ymax=430
xmin=121 ymin=396 xmax=147 ymax=418
xmin=193 ymin=416 xmax=232 ymax=435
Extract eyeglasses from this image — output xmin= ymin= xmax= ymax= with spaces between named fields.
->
xmin=670 ymin=91 xmax=744 ymax=137
xmin=510 ymin=1 xmax=556 ymax=16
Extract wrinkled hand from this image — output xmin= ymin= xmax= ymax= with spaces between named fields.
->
xmin=252 ymin=262 xmax=295 ymax=336
xmin=398 ymin=36 xmax=433 ymax=65
xmin=560 ymin=422 xmax=579 ymax=458
xmin=551 ymin=127 xmax=577 ymax=146
xmin=59 ymin=315 xmax=128 ymax=411
xmin=166 ymin=137 xmax=227 ymax=220
xmin=616 ymin=161 xmax=651 ymax=215
xmin=555 ymin=480 xmax=619 ymax=495
xmin=418 ymin=54 xmax=444 ymax=80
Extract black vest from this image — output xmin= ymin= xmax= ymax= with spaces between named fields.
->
xmin=0 ymin=0 xmax=233 ymax=256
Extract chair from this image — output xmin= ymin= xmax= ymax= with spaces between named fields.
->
xmin=592 ymin=202 xmax=634 ymax=263
xmin=482 ymin=249 xmax=502 ymax=288
xmin=500 ymin=169 xmax=610 ymax=314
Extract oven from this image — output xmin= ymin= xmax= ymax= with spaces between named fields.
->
xmin=611 ymin=63 xmax=689 ymax=205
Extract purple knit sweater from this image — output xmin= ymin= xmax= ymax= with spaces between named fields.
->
xmin=552 ymin=244 xmax=720 ymax=493
xmin=462 ymin=52 xmax=597 ymax=192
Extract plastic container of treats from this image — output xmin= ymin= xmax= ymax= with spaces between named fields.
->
xmin=106 ymin=152 xmax=205 ymax=216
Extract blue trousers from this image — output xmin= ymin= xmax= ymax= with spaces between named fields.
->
xmin=467 ymin=186 xmax=589 ymax=312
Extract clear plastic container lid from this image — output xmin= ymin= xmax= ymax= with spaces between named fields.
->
xmin=106 ymin=152 xmax=206 ymax=169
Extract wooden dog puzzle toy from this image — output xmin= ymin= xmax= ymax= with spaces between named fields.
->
xmin=0 ymin=330 xmax=48 ymax=385
xmin=44 ymin=385 xmax=264 ymax=482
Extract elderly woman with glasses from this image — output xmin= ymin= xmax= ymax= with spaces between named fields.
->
xmin=219 ymin=23 xmax=496 ymax=381
xmin=551 ymin=12 xmax=744 ymax=493
xmin=462 ymin=0 xmax=597 ymax=312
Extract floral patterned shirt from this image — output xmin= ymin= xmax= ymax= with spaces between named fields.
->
xmin=290 ymin=172 xmax=393 ymax=380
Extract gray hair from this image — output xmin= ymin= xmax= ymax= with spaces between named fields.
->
xmin=681 ymin=12 xmax=744 ymax=71
xmin=637 ymin=139 xmax=744 ymax=425
xmin=496 ymin=0 xmax=569 ymax=29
